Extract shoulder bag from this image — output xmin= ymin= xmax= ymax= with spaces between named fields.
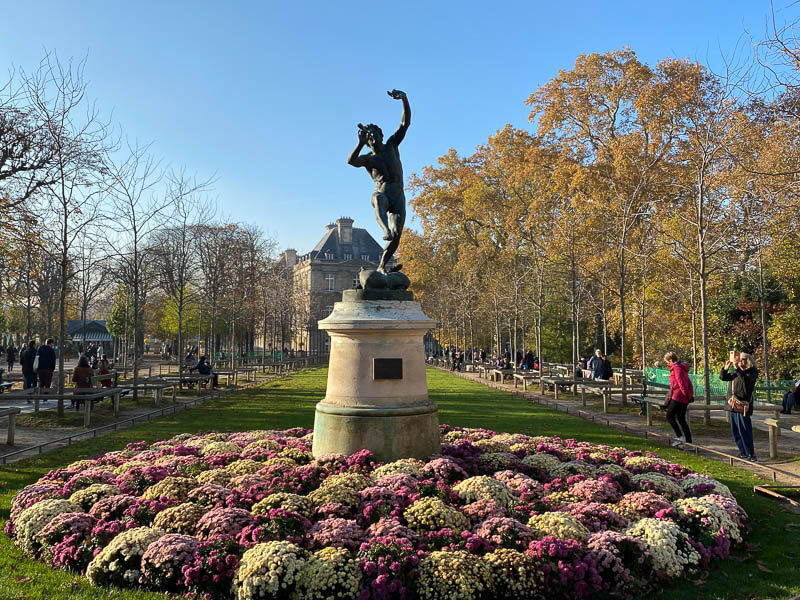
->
xmin=727 ymin=395 xmax=749 ymax=414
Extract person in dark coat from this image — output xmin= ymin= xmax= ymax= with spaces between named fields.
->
xmin=720 ymin=353 xmax=759 ymax=461
xmin=20 ymin=340 xmax=38 ymax=390
xmin=6 ymin=344 xmax=17 ymax=372
xmin=780 ymin=379 xmax=800 ymax=414
xmin=36 ymin=339 xmax=57 ymax=393
xmin=588 ymin=349 xmax=604 ymax=380
xmin=664 ymin=352 xmax=693 ymax=445
xmin=191 ymin=356 xmax=219 ymax=388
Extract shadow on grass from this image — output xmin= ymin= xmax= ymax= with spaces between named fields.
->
xmin=0 ymin=367 xmax=798 ymax=600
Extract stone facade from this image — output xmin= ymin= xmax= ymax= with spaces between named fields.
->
xmin=281 ymin=217 xmax=389 ymax=354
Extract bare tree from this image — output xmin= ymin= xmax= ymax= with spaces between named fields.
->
xmin=104 ymin=141 xmax=165 ymax=400
xmin=25 ymin=53 xmax=110 ymax=415
xmin=152 ymin=169 xmax=213 ymax=375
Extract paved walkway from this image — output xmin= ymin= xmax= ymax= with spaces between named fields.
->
xmin=441 ymin=367 xmax=800 ymax=484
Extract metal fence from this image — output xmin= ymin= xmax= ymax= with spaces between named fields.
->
xmin=644 ymin=367 xmax=793 ymax=403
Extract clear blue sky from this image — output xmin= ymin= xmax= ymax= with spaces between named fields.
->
xmin=0 ymin=1 xmax=791 ymax=253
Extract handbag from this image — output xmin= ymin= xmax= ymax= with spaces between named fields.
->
xmin=727 ymin=395 xmax=749 ymax=414
xmin=33 ymin=355 xmax=39 ymax=372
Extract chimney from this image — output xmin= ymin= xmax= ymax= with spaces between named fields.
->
xmin=283 ymin=248 xmax=297 ymax=266
xmin=337 ymin=216 xmax=354 ymax=244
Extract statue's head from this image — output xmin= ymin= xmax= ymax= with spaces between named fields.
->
xmin=363 ymin=123 xmax=383 ymax=148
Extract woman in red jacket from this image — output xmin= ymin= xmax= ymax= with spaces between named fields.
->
xmin=665 ymin=351 xmax=693 ymax=446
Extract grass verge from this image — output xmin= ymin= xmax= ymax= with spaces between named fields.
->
xmin=0 ymin=367 xmax=798 ymax=600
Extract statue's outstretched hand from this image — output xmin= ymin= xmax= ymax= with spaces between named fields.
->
xmin=387 ymin=89 xmax=406 ymax=100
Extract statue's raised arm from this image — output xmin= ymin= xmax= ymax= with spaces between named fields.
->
xmin=387 ymin=90 xmax=410 ymax=145
xmin=347 ymin=89 xmax=411 ymax=287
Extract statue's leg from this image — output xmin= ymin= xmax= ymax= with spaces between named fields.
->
xmin=378 ymin=210 xmax=405 ymax=273
xmin=372 ymin=192 xmax=391 ymax=240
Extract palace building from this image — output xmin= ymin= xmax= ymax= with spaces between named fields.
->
xmin=280 ymin=217 xmax=389 ymax=354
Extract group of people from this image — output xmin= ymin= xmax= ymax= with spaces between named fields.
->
xmin=663 ymin=350 xmax=765 ymax=462
xmin=18 ymin=339 xmax=57 ymax=391
xmin=581 ymin=349 xmax=614 ymax=380
xmin=434 ymin=347 xmax=542 ymax=373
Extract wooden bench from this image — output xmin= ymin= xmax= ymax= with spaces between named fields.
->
xmin=540 ymin=376 xmax=581 ymax=399
xmin=763 ymin=418 xmax=800 ymax=458
xmin=159 ymin=373 xmax=213 ymax=394
xmin=489 ymin=368 xmax=514 ymax=383
xmin=0 ymin=407 xmax=21 ymax=445
xmin=513 ymin=372 xmax=539 ymax=390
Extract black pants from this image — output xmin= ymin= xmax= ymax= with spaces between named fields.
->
xmin=666 ymin=399 xmax=692 ymax=442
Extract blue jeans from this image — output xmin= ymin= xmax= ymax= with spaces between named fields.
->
xmin=730 ymin=412 xmax=755 ymax=457
xmin=24 ymin=373 xmax=38 ymax=389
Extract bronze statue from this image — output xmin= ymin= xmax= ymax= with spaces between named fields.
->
xmin=348 ymin=89 xmax=410 ymax=279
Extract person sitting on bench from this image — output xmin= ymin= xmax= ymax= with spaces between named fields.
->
xmin=72 ymin=356 xmax=95 ymax=410
xmin=191 ymin=356 xmax=219 ymax=388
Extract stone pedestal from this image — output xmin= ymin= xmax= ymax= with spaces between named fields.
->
xmin=312 ymin=290 xmax=440 ymax=462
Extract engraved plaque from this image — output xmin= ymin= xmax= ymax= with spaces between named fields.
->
xmin=373 ymin=358 xmax=403 ymax=380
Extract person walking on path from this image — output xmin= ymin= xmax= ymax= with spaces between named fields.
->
xmin=20 ymin=340 xmax=38 ymax=391
xmin=36 ymin=339 xmax=57 ymax=395
xmin=720 ymin=353 xmax=759 ymax=461
xmin=6 ymin=344 xmax=17 ymax=372
xmin=664 ymin=352 xmax=693 ymax=446
xmin=588 ymin=349 xmax=604 ymax=380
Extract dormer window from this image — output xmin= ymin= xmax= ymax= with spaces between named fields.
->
xmin=324 ymin=252 xmax=333 ymax=260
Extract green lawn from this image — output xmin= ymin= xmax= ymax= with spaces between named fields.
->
xmin=1 ymin=367 xmax=798 ymax=600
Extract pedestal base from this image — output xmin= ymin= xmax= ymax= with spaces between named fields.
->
xmin=312 ymin=296 xmax=440 ymax=463
xmin=312 ymin=401 xmax=440 ymax=462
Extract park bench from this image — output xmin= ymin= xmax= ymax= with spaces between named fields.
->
xmin=763 ymin=418 xmax=800 ymax=458
xmin=0 ymin=407 xmax=21 ymax=445
xmin=489 ymin=368 xmax=514 ymax=383
xmin=513 ymin=371 xmax=540 ymax=390
xmin=579 ymin=381 xmax=644 ymax=412
xmin=159 ymin=373 xmax=214 ymax=394
xmin=540 ymin=375 xmax=581 ymax=399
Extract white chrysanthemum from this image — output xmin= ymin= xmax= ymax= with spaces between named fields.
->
xmin=679 ymin=475 xmax=733 ymax=499
xmin=86 ymin=527 xmax=165 ymax=586
xmin=627 ymin=518 xmax=700 ymax=577
xmin=674 ymin=496 xmax=743 ymax=543
xmin=372 ymin=459 xmax=424 ymax=479
xmin=453 ymin=476 xmax=516 ymax=509
xmin=527 ymin=511 xmax=589 ymax=541
xmin=233 ymin=541 xmax=308 ymax=600
xmin=15 ymin=499 xmax=79 ymax=554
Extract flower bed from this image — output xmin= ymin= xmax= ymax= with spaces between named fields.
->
xmin=6 ymin=426 xmax=747 ymax=599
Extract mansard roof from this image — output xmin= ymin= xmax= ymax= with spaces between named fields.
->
xmin=308 ymin=226 xmax=383 ymax=261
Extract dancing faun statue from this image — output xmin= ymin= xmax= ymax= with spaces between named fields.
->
xmin=348 ymin=89 xmax=410 ymax=290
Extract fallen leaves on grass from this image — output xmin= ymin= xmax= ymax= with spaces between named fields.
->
xmin=756 ymin=561 xmax=774 ymax=573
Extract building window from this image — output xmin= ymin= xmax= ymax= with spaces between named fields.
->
xmin=344 ymin=253 xmax=352 ymax=260
xmin=352 ymin=273 xmax=359 ymax=288
xmin=325 ymin=274 xmax=335 ymax=291
xmin=361 ymin=254 xmax=370 ymax=261
xmin=325 ymin=252 xmax=333 ymax=260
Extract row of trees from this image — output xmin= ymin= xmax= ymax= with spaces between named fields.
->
xmin=400 ymin=40 xmax=800 ymax=413
xmin=0 ymin=53 xmax=301 ymax=414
